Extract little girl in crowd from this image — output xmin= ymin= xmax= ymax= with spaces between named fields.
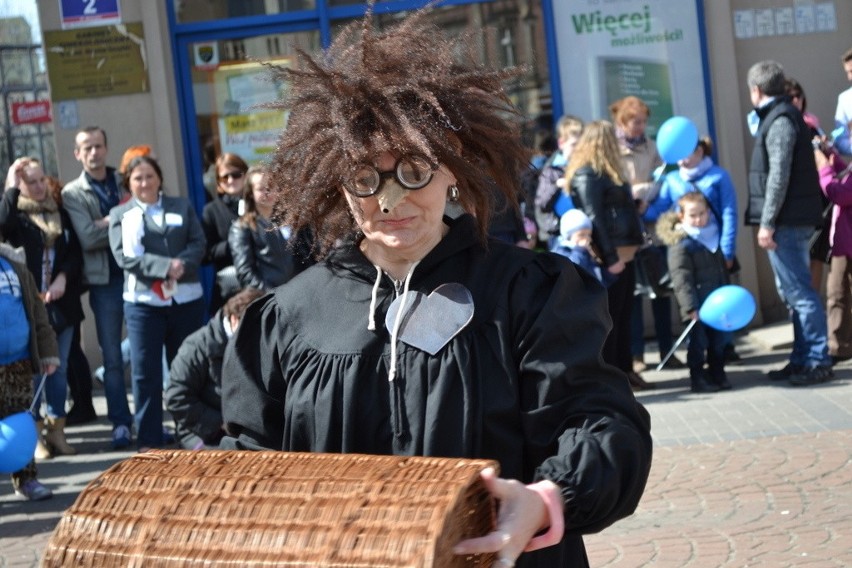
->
xmin=656 ymin=192 xmax=731 ymax=393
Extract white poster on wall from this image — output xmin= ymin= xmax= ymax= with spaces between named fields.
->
xmin=552 ymin=0 xmax=710 ymax=138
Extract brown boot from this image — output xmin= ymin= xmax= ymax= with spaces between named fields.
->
xmin=34 ymin=421 xmax=52 ymax=460
xmin=44 ymin=417 xmax=76 ymax=455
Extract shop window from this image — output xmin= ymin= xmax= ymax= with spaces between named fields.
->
xmin=174 ymin=0 xmax=315 ymax=24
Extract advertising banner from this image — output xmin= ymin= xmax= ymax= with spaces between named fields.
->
xmin=553 ymin=0 xmax=710 ymax=137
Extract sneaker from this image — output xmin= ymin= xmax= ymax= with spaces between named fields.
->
xmin=709 ymin=374 xmax=733 ymax=391
xmin=689 ymin=372 xmax=720 ymax=393
xmin=830 ymin=354 xmax=852 ymax=366
xmin=767 ymin=363 xmax=804 ymax=381
xmin=112 ymin=425 xmax=132 ymax=449
xmin=724 ymin=345 xmax=742 ymax=363
xmin=15 ymin=479 xmax=53 ymax=501
xmin=789 ymin=365 xmax=834 ymax=387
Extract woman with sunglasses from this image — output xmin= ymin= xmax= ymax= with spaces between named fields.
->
xmin=220 ymin=7 xmax=651 ymax=568
xmin=200 ymin=152 xmax=248 ymax=313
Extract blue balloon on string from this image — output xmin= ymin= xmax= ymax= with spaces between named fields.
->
xmin=656 ymin=116 xmax=699 ymax=163
xmin=0 ymin=411 xmax=37 ymax=474
xmin=698 ymin=285 xmax=756 ymax=331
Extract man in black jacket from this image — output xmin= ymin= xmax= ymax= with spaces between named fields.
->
xmin=745 ymin=60 xmax=832 ymax=386
xmin=165 ymin=287 xmax=264 ymax=449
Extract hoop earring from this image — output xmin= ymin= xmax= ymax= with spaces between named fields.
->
xmin=448 ymin=185 xmax=459 ymax=202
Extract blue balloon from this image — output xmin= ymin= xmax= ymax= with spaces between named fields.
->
xmin=0 ymin=411 xmax=37 ymax=474
xmin=656 ymin=116 xmax=699 ymax=164
xmin=553 ymin=192 xmax=574 ymax=217
xmin=698 ymin=285 xmax=756 ymax=331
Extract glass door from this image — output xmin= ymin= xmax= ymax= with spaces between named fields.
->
xmin=175 ymin=26 xmax=321 ymax=212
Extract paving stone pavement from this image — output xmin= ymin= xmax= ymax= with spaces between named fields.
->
xmin=1 ymin=324 xmax=851 ymax=566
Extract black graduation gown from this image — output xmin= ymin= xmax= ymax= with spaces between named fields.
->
xmin=221 ymin=214 xmax=652 ymax=567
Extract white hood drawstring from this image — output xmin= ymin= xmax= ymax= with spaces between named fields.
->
xmin=367 ymin=264 xmax=383 ymax=331
xmin=388 ymin=260 xmax=420 ymax=382
xmin=364 ymin=259 xmax=421 ymax=382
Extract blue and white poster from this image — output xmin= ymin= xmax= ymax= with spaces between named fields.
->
xmin=553 ymin=0 xmax=710 ymax=139
xmin=60 ymin=0 xmax=121 ymax=30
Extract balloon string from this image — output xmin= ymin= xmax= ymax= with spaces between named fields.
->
xmin=29 ymin=373 xmax=49 ymax=416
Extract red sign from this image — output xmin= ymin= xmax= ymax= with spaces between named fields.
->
xmin=11 ymin=101 xmax=52 ymax=125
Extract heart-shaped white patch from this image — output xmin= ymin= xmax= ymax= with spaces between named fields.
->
xmin=385 ymin=283 xmax=474 ymax=355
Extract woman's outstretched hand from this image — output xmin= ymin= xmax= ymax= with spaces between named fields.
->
xmin=453 ymin=467 xmax=561 ymax=567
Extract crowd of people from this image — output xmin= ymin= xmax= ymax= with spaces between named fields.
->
xmin=0 ymin=127 xmax=312 ymax=500
xmin=524 ymin=59 xmax=849 ymax=398
xmin=1 ymin=4 xmax=848 ymax=564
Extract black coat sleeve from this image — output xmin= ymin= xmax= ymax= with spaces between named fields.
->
xmin=166 ymin=324 xmax=225 ymax=443
xmin=571 ymin=169 xmax=620 ymax=267
xmin=228 ymin=221 xmax=267 ymax=290
xmin=202 ymin=201 xmax=233 ymax=268
xmin=220 ymin=294 xmax=287 ymax=450
xmin=510 ymin=253 xmax=653 ymax=534
xmin=55 ymin=209 xmax=82 ymax=285
xmin=0 ymin=187 xmax=21 ymax=240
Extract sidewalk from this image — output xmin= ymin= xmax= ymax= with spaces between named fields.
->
xmin=1 ymin=322 xmax=851 ymax=567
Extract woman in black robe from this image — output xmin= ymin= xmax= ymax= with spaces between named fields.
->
xmin=220 ymin=6 xmax=652 ymax=567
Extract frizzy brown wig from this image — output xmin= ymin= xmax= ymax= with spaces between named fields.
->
xmin=265 ymin=3 xmax=529 ymax=257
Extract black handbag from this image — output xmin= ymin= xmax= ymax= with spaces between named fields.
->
xmin=808 ymin=203 xmax=833 ymax=264
xmin=46 ymin=302 xmax=69 ymax=333
xmin=634 ymin=241 xmax=672 ymax=300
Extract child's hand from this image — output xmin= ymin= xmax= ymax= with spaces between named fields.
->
xmin=688 ymin=310 xmax=698 ymax=321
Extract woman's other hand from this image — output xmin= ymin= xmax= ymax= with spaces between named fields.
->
xmin=44 ymin=272 xmax=66 ymax=303
xmin=453 ymin=468 xmax=562 ymax=566
xmin=167 ymin=258 xmax=185 ymax=281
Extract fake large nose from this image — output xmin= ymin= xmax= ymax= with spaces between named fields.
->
xmin=376 ymin=181 xmax=408 ymax=214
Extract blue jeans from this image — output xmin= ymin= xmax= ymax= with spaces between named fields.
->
xmin=32 ymin=325 xmax=73 ymax=419
xmin=89 ymin=280 xmax=132 ymax=428
xmin=124 ymin=298 xmax=204 ymax=448
xmin=766 ymin=226 xmax=831 ymax=367
xmin=631 ymin=294 xmax=674 ymax=359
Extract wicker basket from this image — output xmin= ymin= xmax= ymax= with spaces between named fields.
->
xmin=43 ymin=450 xmax=500 ymax=567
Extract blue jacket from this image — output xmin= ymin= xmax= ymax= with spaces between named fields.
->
xmin=550 ymin=244 xmax=615 ymax=288
xmin=645 ymin=164 xmax=738 ymax=262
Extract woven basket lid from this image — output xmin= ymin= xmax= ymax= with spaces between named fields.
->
xmin=43 ymin=450 xmax=500 ymax=567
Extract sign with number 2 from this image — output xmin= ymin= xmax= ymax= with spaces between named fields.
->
xmin=60 ymin=0 xmax=121 ymax=30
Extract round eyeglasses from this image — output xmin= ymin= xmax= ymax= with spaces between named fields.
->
xmin=345 ymin=155 xmax=435 ymax=198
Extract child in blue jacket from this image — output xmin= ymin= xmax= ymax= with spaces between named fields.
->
xmin=551 ymin=209 xmax=615 ymax=287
